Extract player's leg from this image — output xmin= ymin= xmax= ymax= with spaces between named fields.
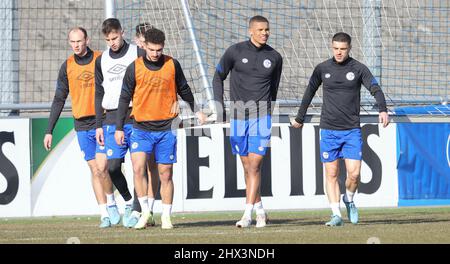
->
xmin=343 ymin=159 xmax=360 ymax=224
xmin=103 ymin=125 xmax=132 ymax=226
xmin=145 ymin=154 xmax=158 ymax=226
xmin=127 ymin=188 xmax=142 ymax=228
xmin=85 ymin=159 xmax=109 ymax=228
xmin=77 ymin=130 xmax=110 ymax=228
xmin=243 ymin=153 xmax=264 ymax=228
xmin=324 ymin=161 xmax=344 ymax=226
xmin=321 ymin=129 xmax=344 ymax=226
xmin=129 ymin=127 xmax=153 ymax=229
xmin=107 ymin=158 xmax=133 ymax=226
xmin=248 ymin=114 xmax=271 ymax=228
xmin=128 ymin=161 xmax=152 ymax=228
xmin=154 ymin=130 xmax=177 ymax=229
xmin=230 ymin=118 xmax=252 ymax=227
xmin=129 ymin=157 xmax=157 ymax=228
xmin=237 ymin=155 xmax=253 ymax=227
xmin=130 ymin=151 xmax=149 ymax=229
xmin=96 ymin=151 xmax=120 ymax=226
xmin=341 ymin=128 xmax=362 ymax=224
xmin=158 ymin=163 xmax=174 ymax=229
xmin=104 ymin=124 xmax=134 ymax=226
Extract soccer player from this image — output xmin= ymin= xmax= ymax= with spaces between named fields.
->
xmin=115 ymin=27 xmax=206 ymax=229
xmin=212 ymin=15 xmax=283 ymax=228
xmin=94 ymin=18 xmax=145 ymax=227
xmin=43 ymin=27 xmax=116 ymax=228
xmin=125 ymin=22 xmax=161 ymax=228
xmin=291 ymin=32 xmax=389 ymax=226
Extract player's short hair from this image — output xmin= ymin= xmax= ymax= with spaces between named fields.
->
xmin=144 ymin=27 xmax=165 ymax=45
xmin=249 ymin=15 xmax=269 ymax=27
xmin=332 ymin=32 xmax=352 ymax=45
xmin=102 ymin=18 xmax=122 ymax=35
xmin=135 ymin=22 xmax=152 ymax=36
xmin=68 ymin=27 xmax=88 ymax=39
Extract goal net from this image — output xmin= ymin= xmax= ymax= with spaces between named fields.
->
xmin=2 ymin=0 xmax=449 ymax=116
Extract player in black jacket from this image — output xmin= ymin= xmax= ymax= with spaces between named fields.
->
xmin=213 ymin=15 xmax=283 ymax=228
xmin=292 ymin=32 xmax=389 ymax=226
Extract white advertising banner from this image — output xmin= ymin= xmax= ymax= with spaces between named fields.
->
xmin=0 ymin=118 xmax=31 ymax=217
xmin=180 ymin=123 xmax=398 ymax=212
xmin=30 ymin=122 xmax=398 ymax=216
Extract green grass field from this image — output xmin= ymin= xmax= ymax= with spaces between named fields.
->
xmin=1 ymin=206 xmax=449 ymax=244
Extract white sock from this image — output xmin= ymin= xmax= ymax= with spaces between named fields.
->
xmin=344 ymin=190 xmax=355 ymax=203
xmin=138 ymin=197 xmax=150 ymax=214
xmin=254 ymin=201 xmax=265 ymax=216
xmin=162 ymin=203 xmax=172 ymax=217
xmin=147 ymin=197 xmax=155 ymax=212
xmin=99 ymin=204 xmax=108 ymax=219
xmin=106 ymin=193 xmax=116 ymax=206
xmin=124 ymin=198 xmax=133 ymax=206
xmin=330 ymin=203 xmax=341 ymax=217
xmin=243 ymin=203 xmax=253 ymax=219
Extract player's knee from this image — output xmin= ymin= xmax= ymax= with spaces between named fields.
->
xmin=326 ymin=172 xmax=339 ymax=180
xmin=94 ymin=168 xmax=107 ymax=180
xmin=247 ymin=165 xmax=261 ymax=175
xmin=159 ymin=171 xmax=173 ymax=182
xmin=347 ymin=172 xmax=360 ymax=183
xmin=96 ymin=161 xmax=108 ymax=174
xmin=133 ymin=165 xmax=146 ymax=179
xmin=108 ymin=159 xmax=122 ymax=176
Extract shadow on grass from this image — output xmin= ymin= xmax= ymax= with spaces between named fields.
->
xmin=174 ymin=215 xmax=450 ymax=228
xmin=358 ymin=217 xmax=450 ymax=225
xmin=174 ymin=218 xmax=326 ymax=228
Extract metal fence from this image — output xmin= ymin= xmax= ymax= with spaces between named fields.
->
xmin=0 ymin=0 xmax=448 ymax=116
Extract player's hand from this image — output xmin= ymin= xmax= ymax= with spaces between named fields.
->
xmin=114 ymin=130 xmax=125 ymax=146
xmin=195 ymin=111 xmax=207 ymax=125
xmin=96 ymin=127 xmax=105 ymax=146
xmin=291 ymin=119 xmax=303 ymax=129
xmin=206 ymin=113 xmax=217 ymax=123
xmin=379 ymin=111 xmax=389 ymax=128
xmin=43 ymin=134 xmax=53 ymax=151
xmin=206 ymin=112 xmax=227 ymax=124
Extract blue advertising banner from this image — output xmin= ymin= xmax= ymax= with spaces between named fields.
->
xmin=397 ymin=123 xmax=450 ymax=206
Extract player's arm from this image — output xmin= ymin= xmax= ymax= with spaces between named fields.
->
xmin=270 ymin=54 xmax=283 ymax=102
xmin=173 ymin=59 xmax=206 ymax=125
xmin=212 ymin=46 xmax=234 ymax=122
xmin=292 ymin=65 xmax=322 ymax=128
xmin=361 ymin=65 xmax=389 ymax=127
xmin=44 ymin=62 xmax=69 ymax=150
xmin=115 ymin=63 xmax=136 ymax=145
xmin=94 ymin=55 xmax=106 ymax=145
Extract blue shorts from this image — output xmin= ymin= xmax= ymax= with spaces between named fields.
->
xmin=230 ymin=115 xmax=271 ymax=156
xmin=104 ymin=124 xmax=132 ymax=160
xmin=130 ymin=128 xmax=177 ymax=164
xmin=320 ymin=128 xmax=362 ymax=162
xmin=76 ymin=129 xmax=105 ymax=161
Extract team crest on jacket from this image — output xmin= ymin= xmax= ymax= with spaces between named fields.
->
xmin=263 ymin=59 xmax=271 ymax=68
xmin=346 ymin=72 xmax=355 ymax=81
xmin=242 ymin=58 xmax=248 ymax=64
